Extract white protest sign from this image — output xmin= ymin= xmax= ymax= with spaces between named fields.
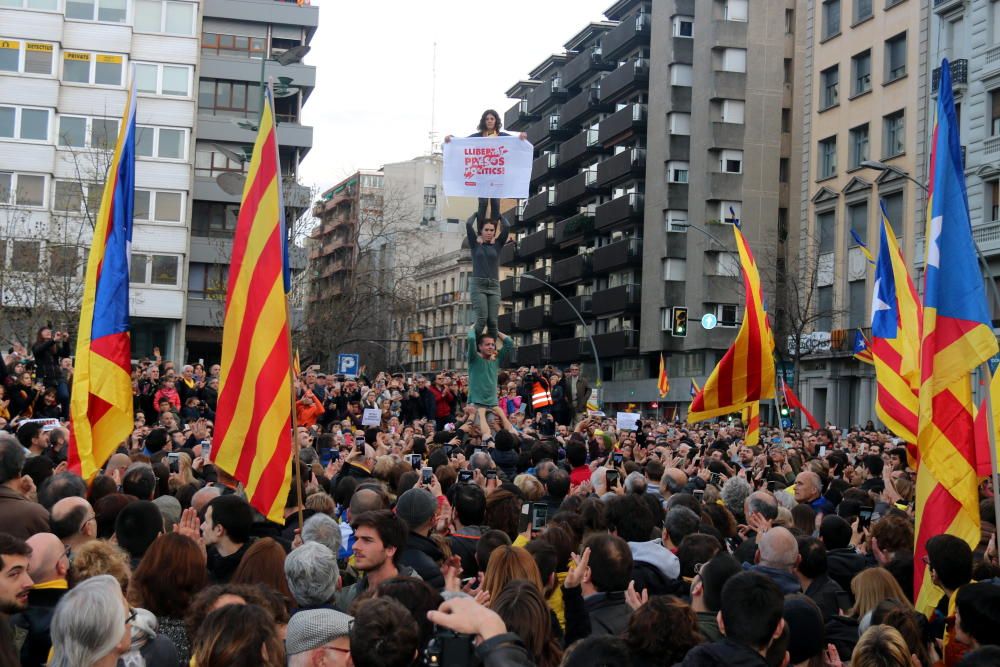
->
xmin=616 ymin=411 xmax=640 ymax=432
xmin=361 ymin=408 xmax=382 ymax=427
xmin=18 ymin=417 xmax=60 ymax=432
xmin=443 ymin=136 xmax=533 ymax=199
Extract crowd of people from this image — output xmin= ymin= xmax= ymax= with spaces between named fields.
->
xmin=1 ymin=330 xmax=1000 ymax=667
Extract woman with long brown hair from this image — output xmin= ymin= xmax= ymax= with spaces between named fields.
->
xmin=480 ymin=545 xmax=543 ymax=602
xmin=127 ymin=533 xmax=207 ymax=665
xmin=191 ymin=603 xmax=284 ymax=667
xmin=231 ymin=537 xmax=295 ymax=613
xmin=849 ymin=568 xmax=912 ymax=620
xmin=492 ymin=580 xmax=563 ymax=667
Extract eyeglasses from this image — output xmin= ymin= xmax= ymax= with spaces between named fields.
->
xmin=320 ymin=646 xmax=351 ymax=655
xmin=125 ymin=607 xmax=137 ymax=625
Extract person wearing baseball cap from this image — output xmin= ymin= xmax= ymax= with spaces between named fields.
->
xmin=395 ymin=488 xmax=445 ymax=589
xmin=286 ymin=608 xmax=353 ymax=667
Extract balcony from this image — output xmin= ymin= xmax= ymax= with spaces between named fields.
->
xmin=593 ymin=329 xmax=639 ymax=358
xmin=933 ymin=0 xmax=963 ymax=12
xmin=709 ymin=17 xmax=748 ymax=47
xmin=555 ymin=213 xmax=595 ymax=245
xmin=670 ymin=85 xmax=692 ymax=113
xmin=498 ymin=312 xmax=514 ymax=333
xmin=931 ymin=59 xmax=968 ymax=94
xmin=603 ymin=12 xmax=651 ymax=60
xmin=665 ymin=134 xmax=691 ymax=161
xmin=500 ymin=277 xmax=518 ymax=299
xmin=498 ymin=241 xmax=520 ymax=265
xmin=598 ymin=103 xmax=647 ymax=145
xmin=593 ymin=237 xmax=642 ymax=273
xmin=551 ymin=253 xmax=593 ymax=284
xmin=531 ymin=152 xmax=569 ymax=187
xmin=504 ymin=98 xmax=539 ymax=130
xmin=521 ymin=189 xmax=557 ymax=222
xmin=519 ymin=227 xmax=555 ymax=259
xmin=562 ymin=46 xmax=614 ymax=88
xmin=666 ymin=183 xmax=689 ymax=210
xmin=592 ymin=284 xmax=641 ymax=315
xmin=599 ymin=58 xmax=649 ymax=105
xmin=556 ymin=170 xmax=605 ymax=207
xmin=527 ymin=77 xmax=568 ymax=115
xmin=552 ymin=295 xmax=592 ymax=323
xmin=551 ymin=337 xmax=589 ymax=363
xmin=561 ymin=87 xmax=611 ymax=129
xmin=712 ymin=70 xmax=746 ymax=100
xmin=709 ymin=171 xmax=743 ymax=200
xmin=515 ymin=343 xmax=549 ymax=367
xmin=518 ymin=268 xmax=551 ymax=295
xmin=711 ymin=122 xmax=745 ymax=149
xmin=973 ymin=220 xmax=1000 ymax=255
xmin=597 ymin=148 xmax=646 ymax=188
xmin=560 ymin=127 xmax=605 ymax=167
xmin=514 ymin=304 xmax=551 ymax=330
xmin=595 ymin=193 xmax=644 ymax=231
xmin=526 ymin=114 xmax=571 ymax=148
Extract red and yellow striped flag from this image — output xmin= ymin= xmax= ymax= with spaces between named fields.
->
xmin=657 ymin=353 xmax=669 ymax=398
xmin=212 ymin=87 xmax=295 ymax=524
xmin=688 ymin=224 xmax=775 ymax=421
xmin=742 ymin=401 xmax=760 ymax=447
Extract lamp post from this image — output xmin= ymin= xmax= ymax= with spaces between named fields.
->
xmin=859 ymin=159 xmax=1000 ymax=316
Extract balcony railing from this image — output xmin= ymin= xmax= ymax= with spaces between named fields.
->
xmin=931 ymin=59 xmax=968 ymax=93
xmin=561 ymin=87 xmax=607 ymax=129
xmin=514 ymin=304 xmax=551 ymax=330
xmin=592 ymin=329 xmax=639 ymax=357
xmin=555 ymin=213 xmax=595 ymax=245
xmin=592 ymin=284 xmax=641 ymax=315
xmin=504 ymin=98 xmax=538 ymax=130
xmin=600 ymin=58 xmax=649 ymax=104
xmin=551 ymin=252 xmax=593 ymax=284
xmin=596 ymin=148 xmax=646 ymax=188
xmin=562 ymin=47 xmax=613 ymax=88
xmin=603 ymin=12 xmax=651 ymax=60
xmin=521 ymin=189 xmax=557 ymax=222
xmin=593 ymin=237 xmax=642 ymax=273
xmin=595 ymin=192 xmax=644 ymax=231
xmin=531 ymin=152 xmax=566 ymax=185
xmin=519 ymin=227 xmax=554 ymax=258
xmin=559 ymin=127 xmax=604 ymax=167
xmin=517 ymin=268 xmax=551 ymax=294
xmin=527 ymin=77 xmax=568 ymax=115
xmin=552 ymin=295 xmax=592 ymax=323
xmin=598 ymin=103 xmax=647 ymax=145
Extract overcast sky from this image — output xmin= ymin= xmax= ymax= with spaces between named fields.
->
xmin=298 ymin=0 xmax=612 ymax=195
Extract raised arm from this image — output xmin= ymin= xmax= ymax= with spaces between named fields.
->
xmin=467 ymin=328 xmax=478 ymax=366
xmin=496 ymin=216 xmax=509 ymax=246
xmin=466 ymin=215 xmax=478 ymax=248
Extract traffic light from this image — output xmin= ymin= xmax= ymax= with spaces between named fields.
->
xmin=671 ymin=306 xmax=688 ymax=337
xmin=408 ymin=332 xmax=424 ymax=357
xmin=780 ymin=405 xmax=789 ymax=417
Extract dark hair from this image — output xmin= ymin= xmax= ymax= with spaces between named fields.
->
xmin=143 ymin=427 xmax=169 ymax=454
xmin=524 ymin=540 xmax=558 ymax=589
xmin=0 ymin=436 xmax=26 ymax=484
xmin=565 ymin=442 xmax=587 ymax=468
xmin=958 ymin=646 xmax=1000 ymax=666
xmin=578 ymin=497 xmax=608 ymax=534
xmin=484 ymin=489 xmax=521 ymax=540
xmin=720 ymin=572 xmax=784 ymax=650
xmin=796 ymin=536 xmax=829 ymax=579
xmin=862 ymin=454 xmax=884 ymax=477
xmin=38 ymin=471 xmax=88 ymax=510
xmin=184 ymin=583 xmax=278 ymax=639
xmin=677 ymin=534 xmax=722 ymax=579
xmin=88 ymin=474 xmax=117 ymax=506
xmin=607 ymin=494 xmax=655 ymax=543
xmin=373 ymin=577 xmax=442 ymax=649
xmin=537 ymin=524 xmax=576 ymax=573
xmin=334 ymin=476 xmax=359 ymax=508
xmin=348 ymin=597 xmax=420 ymax=667
xmin=477 ymin=109 xmax=502 ymax=134
xmin=475 ymin=333 xmax=495 ymax=347
xmin=15 ymin=421 xmax=43 ymax=449
xmin=450 ymin=483 xmax=487 ymax=527
xmin=122 ymin=465 xmax=157 ymax=500
xmin=192 ymin=603 xmax=284 ymax=667
xmin=561 ymin=636 xmax=633 ymax=667
xmin=583 ymin=533 xmax=633 ymax=593
xmin=791 ymin=503 xmax=817 ymax=536
xmin=129 ymin=533 xmax=207 ymax=617
xmin=956 ymin=582 xmax=1000 ymax=646
xmin=926 ymin=534 xmax=973 ymax=591
xmin=206 ymin=495 xmax=255 ymax=544
xmin=50 ymin=503 xmax=90 ymax=540
xmin=0 ymin=533 xmax=31 ymax=570
xmin=231 ymin=538 xmax=294 ymax=610
xmin=114 ymin=500 xmax=164 ymax=559
xmin=665 ymin=506 xmax=701 ymax=546
xmin=22 ymin=455 xmax=54 ymax=490
xmin=819 ymin=514 xmax=852 ymax=551
xmin=475 ymin=529 xmax=512 ymax=571
xmin=699 ymin=552 xmax=741 ymax=613
xmin=545 ymin=469 xmax=570 ymax=499
xmin=351 ymin=510 xmax=408 ymax=565
xmin=494 ymin=429 xmax=517 ymax=452
xmin=624 ymin=595 xmax=704 ymax=665
xmin=492 ymin=580 xmax=563 ymax=667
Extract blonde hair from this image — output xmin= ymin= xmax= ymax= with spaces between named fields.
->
xmin=68 ymin=539 xmax=132 ymax=593
xmin=481 ymin=546 xmax=543 ymax=605
xmin=850 ymin=624 xmax=912 ymax=667
xmin=513 ymin=474 xmax=545 ymax=501
xmin=850 ymin=568 xmax=911 ymax=619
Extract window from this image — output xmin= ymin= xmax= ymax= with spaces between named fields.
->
xmin=784 ymin=58 xmax=792 ymax=84
xmin=820 ymin=65 xmax=839 ymax=109
xmin=200 ymin=33 xmax=265 ymax=59
xmin=65 ymin=0 xmax=126 ymax=23
xmin=665 ymin=209 xmax=688 ymax=232
xmin=816 ymin=286 xmax=834 ymax=331
xmin=669 ymin=112 xmax=690 ymax=135
xmin=817 ymin=210 xmax=836 ymax=254
xmin=11 ymin=241 xmax=40 ymax=272
xmin=0 ymin=106 xmax=50 ymax=141
xmin=848 ymin=201 xmax=868 ymax=241
xmin=187 ymin=263 xmax=228 ymax=299
xmin=851 ymin=50 xmax=871 ymax=96
xmin=52 ymin=180 xmax=83 ymax=212
xmin=195 ymin=144 xmax=246 ymax=176
xmin=662 ymin=258 xmax=686 ymax=281
xmin=667 ymin=161 xmax=689 ymax=183
xmin=191 ymin=202 xmax=239 ymax=237
xmin=822 ymin=0 xmax=841 ymax=40
xmin=48 ymin=245 xmax=79 ymax=278
xmin=133 ymin=0 xmax=195 ymax=35
xmin=198 ymin=79 xmax=261 ymax=118
xmin=133 ymin=189 xmax=183 ymax=222
xmin=819 ymin=136 xmax=837 ymax=179
xmin=991 ymin=90 xmax=1000 ymax=136
xmin=673 ymin=15 xmax=693 ymax=37
xmin=725 ymin=0 xmax=748 ymax=21
xmin=136 ymin=126 xmax=187 ymax=160
xmin=0 ymin=40 xmax=55 ymax=75
xmin=779 ymin=158 xmax=789 ymax=183
xmin=885 ymin=32 xmax=907 ymax=82
xmin=57 ymin=115 xmax=118 ymax=148
xmin=721 ymin=99 xmax=744 ymax=124
xmin=848 ymin=279 xmax=866 ymax=327
xmin=0 ymin=0 xmax=57 ymax=9
xmin=670 ymin=63 xmax=692 ymax=86
xmin=134 ymin=62 xmax=192 ymax=97
xmin=882 ymin=191 xmax=903 ymax=228
xmin=719 ymin=149 xmax=743 ymax=174
xmin=785 ymin=8 xmax=795 ymax=33
xmin=883 ymin=110 xmax=905 ymax=158
xmin=0 ymin=172 xmax=45 ymax=206
xmin=986 ymin=180 xmax=999 ymax=222
xmin=721 ymin=201 xmax=742 ymax=224
xmin=129 ymin=253 xmax=180 ymax=286
xmin=62 ymin=51 xmax=124 ymax=86
xmin=853 ymin=0 xmax=872 ymax=23
xmin=849 ymin=123 xmax=869 ymax=169
xmin=719 ymin=48 xmax=746 ymax=73
xmin=716 ymin=304 xmax=739 ymax=327
xmin=781 ymin=108 xmax=791 ymax=132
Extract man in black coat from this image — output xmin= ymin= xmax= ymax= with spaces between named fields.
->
xmin=562 ymin=533 xmax=635 ymax=644
xmin=394 ymin=488 xmax=445 ymax=589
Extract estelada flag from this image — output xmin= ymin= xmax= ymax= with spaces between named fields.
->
xmin=68 ymin=82 xmax=136 ymax=479
xmin=688 ymin=223 xmax=775 ymax=421
xmin=657 ymin=353 xmax=669 ymax=398
xmin=914 ymin=59 xmax=994 ymax=614
xmin=212 ymin=86 xmax=296 ymax=524
xmin=852 ymin=329 xmax=874 ymax=365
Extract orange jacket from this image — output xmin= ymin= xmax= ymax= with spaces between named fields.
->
xmin=296 ymin=390 xmax=325 ymax=427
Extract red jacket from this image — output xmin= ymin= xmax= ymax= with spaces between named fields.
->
xmin=428 ymin=385 xmax=455 ymax=419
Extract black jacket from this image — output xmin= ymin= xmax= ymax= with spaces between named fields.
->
xmin=805 ymin=572 xmax=844 ymax=619
xmin=449 ymin=525 xmax=488 ymax=577
xmin=825 ymin=614 xmax=860 ymax=663
xmin=676 ymin=639 xmax=769 ymax=667
xmin=490 ymin=448 xmax=518 ymax=479
xmin=826 ymin=547 xmax=866 ymax=593
xmin=11 ymin=586 xmax=67 ymax=667
xmin=475 ymin=632 xmax=534 ymax=667
xmin=32 ymin=339 xmax=68 ymax=387
xmin=206 ymin=540 xmax=253 ymax=583
xmin=562 ymin=586 xmax=632 ymax=645
xmin=399 ymin=532 xmax=445 ymax=589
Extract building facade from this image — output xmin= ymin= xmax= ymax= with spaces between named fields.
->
xmin=500 ymin=0 xmax=797 ymax=413
xmin=795 ymin=0 xmax=922 ymax=428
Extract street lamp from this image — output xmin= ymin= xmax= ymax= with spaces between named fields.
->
xmin=858 ymin=160 xmax=1000 ymax=315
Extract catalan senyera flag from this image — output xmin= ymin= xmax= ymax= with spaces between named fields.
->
xmin=689 ymin=224 xmax=775 ymax=421
xmin=780 ymin=375 xmax=820 ymax=430
xmin=871 ymin=204 xmax=921 ymax=446
xmin=973 ymin=366 xmax=1000 ymax=478
xmin=657 ymin=353 xmax=670 ymax=398
xmin=852 ymin=329 xmax=874 ymax=365
xmin=68 ymin=83 xmax=136 ymax=479
xmin=915 ymin=60 xmax=997 ymax=615
xmin=742 ymin=402 xmax=760 ymax=446
xmin=212 ymin=86 xmax=295 ymax=524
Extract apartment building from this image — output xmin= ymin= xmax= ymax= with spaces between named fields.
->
xmin=500 ymin=0 xmax=797 ymax=413
xmin=184 ymin=0 xmax=317 ymax=363
xmin=0 ymin=0 xmax=200 ymax=360
xmin=795 ymin=0 xmax=921 ymax=428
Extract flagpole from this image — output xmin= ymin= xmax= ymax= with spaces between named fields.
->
xmin=981 ymin=362 xmax=1000 ymax=542
xmin=774 ymin=372 xmax=788 ymax=446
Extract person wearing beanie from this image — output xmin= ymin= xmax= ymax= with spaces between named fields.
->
xmin=394 ymin=488 xmax=445 ymax=589
xmin=782 ymin=595 xmax=827 ymax=666
xmin=690 ymin=553 xmax=742 ymax=642
xmin=286 ymin=608 xmax=353 ymax=667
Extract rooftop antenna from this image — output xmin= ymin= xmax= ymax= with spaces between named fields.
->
xmin=428 ymin=41 xmax=439 ymax=154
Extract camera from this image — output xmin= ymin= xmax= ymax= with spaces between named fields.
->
xmin=458 ymin=470 xmax=474 ymax=484
xmin=425 ymin=629 xmax=474 ymax=667
xmin=421 ymin=467 xmax=434 ymax=485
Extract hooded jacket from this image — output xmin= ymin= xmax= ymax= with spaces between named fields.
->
xmin=826 ymin=547 xmax=866 ymax=593
xmin=677 ymin=639 xmax=770 ymax=667
xmin=399 ymin=531 xmax=445 ymax=589
xmin=629 ymin=539 xmax=683 ymax=595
